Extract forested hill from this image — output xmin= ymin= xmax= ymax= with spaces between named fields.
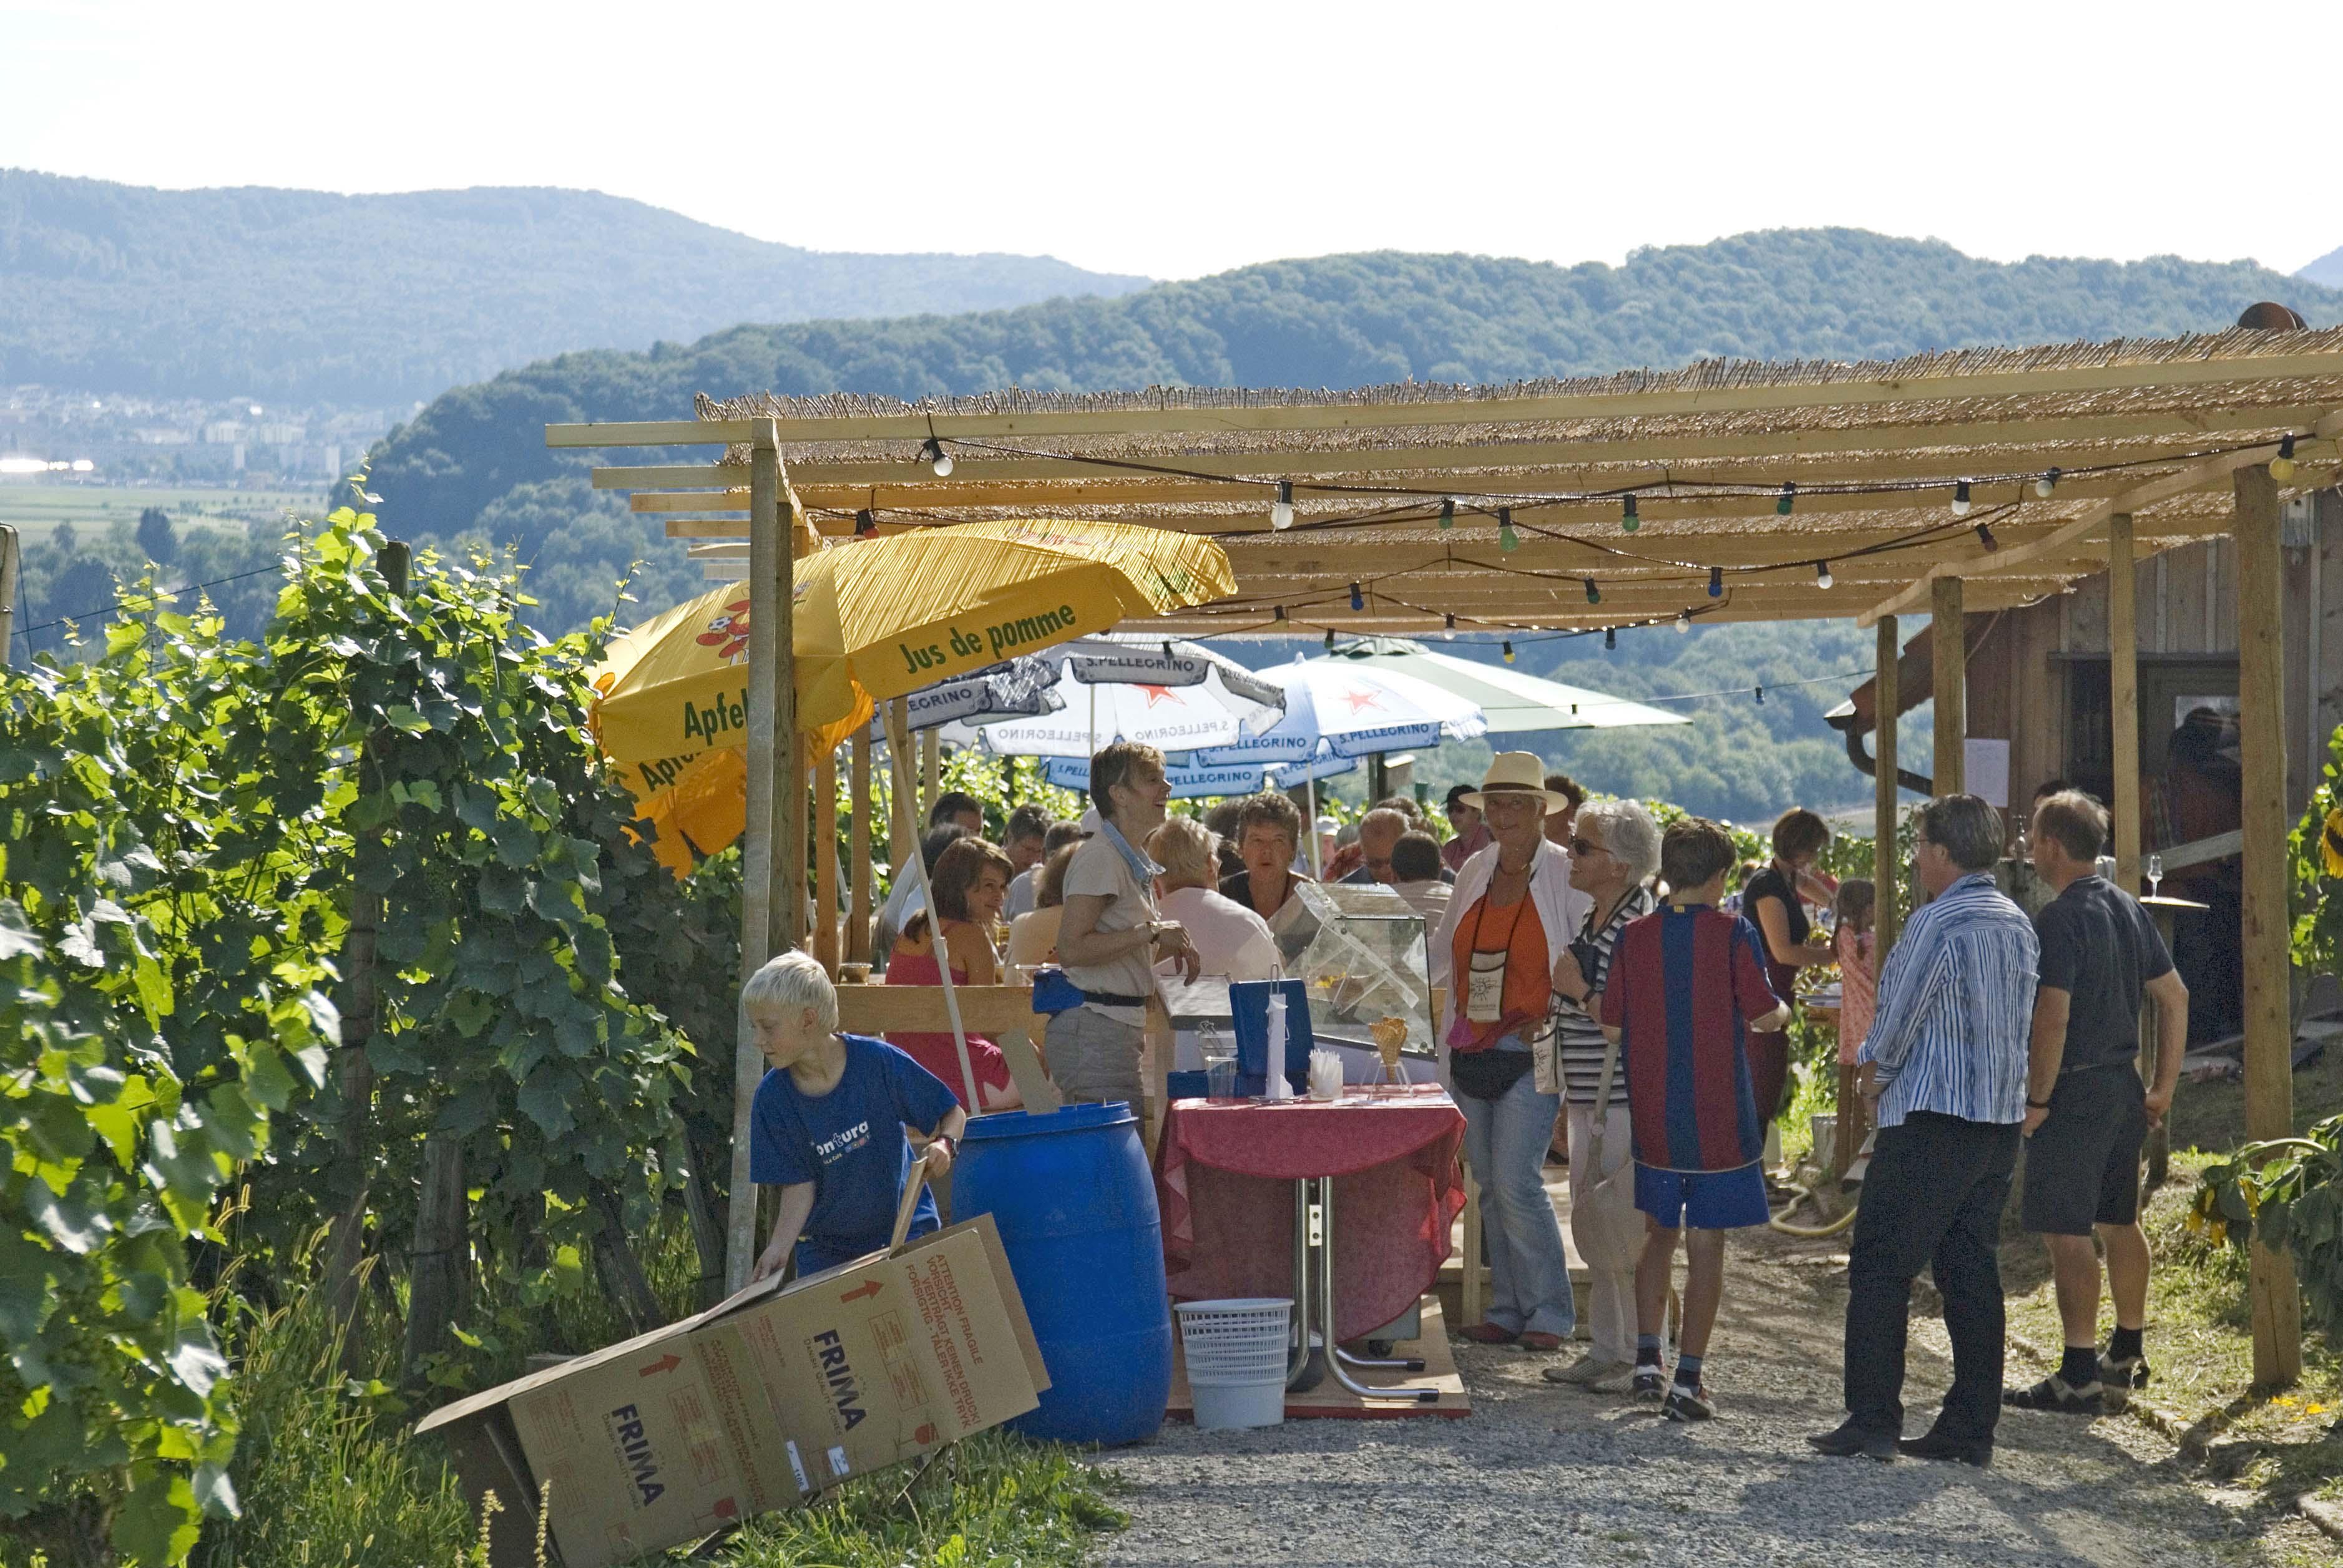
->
xmin=0 ymin=169 xmax=1149 ymax=404
xmin=365 ymin=229 xmax=2340 ymax=549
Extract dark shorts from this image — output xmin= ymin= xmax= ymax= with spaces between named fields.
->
xmin=1635 ymin=1161 xmax=1771 ymax=1230
xmin=2021 ymin=1064 xmax=2148 ymax=1235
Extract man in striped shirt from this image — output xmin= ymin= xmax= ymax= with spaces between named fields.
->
xmin=1811 ymin=794 xmax=2037 ymax=1468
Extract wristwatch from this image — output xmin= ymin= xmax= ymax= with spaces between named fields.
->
xmin=932 ymin=1134 xmax=956 ymax=1160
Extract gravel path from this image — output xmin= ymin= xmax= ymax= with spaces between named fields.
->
xmin=1095 ymin=1235 xmax=2329 ymax=1567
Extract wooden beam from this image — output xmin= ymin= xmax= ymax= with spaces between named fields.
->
xmin=743 ymin=352 xmax=2343 ymax=443
xmin=725 ymin=419 xmax=783 ymax=1293
xmin=1932 ymin=577 xmax=1965 ymax=798
xmin=848 ymin=729 xmax=874 ymax=967
xmin=590 ymin=464 xmax=741 ymax=488
xmin=0 ymin=526 xmax=19 ymax=669
xmin=1859 ymin=411 xmax=2343 ymax=626
xmin=545 ymin=419 xmax=758 ymax=449
xmin=813 ymin=745 xmax=840 ymax=974
xmin=2235 ymin=462 xmax=2304 ymax=1386
xmin=2108 ymin=515 xmax=2142 ymax=888
xmin=1875 ymin=614 xmax=1902 ymax=962
xmin=884 ymin=699 xmax=916 ymax=869
xmin=776 ymin=405 xmax=2343 ymax=487
xmin=920 ymin=728 xmax=940 ymax=822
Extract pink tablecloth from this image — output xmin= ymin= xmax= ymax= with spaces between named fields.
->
xmin=1153 ymin=1087 xmax=1467 ymax=1342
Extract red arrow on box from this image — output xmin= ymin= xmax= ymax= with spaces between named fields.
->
xmin=839 ymin=1281 xmax=884 ymax=1303
xmin=638 ymin=1352 xmax=682 ymax=1377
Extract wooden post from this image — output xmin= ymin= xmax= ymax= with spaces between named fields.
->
xmin=921 ymin=728 xmax=941 ymax=822
xmin=1931 ymin=577 xmax=1965 ymax=798
xmin=1460 ymin=1162 xmax=1485 ymax=1329
xmin=725 ymin=422 xmax=783 ymax=1293
xmin=813 ymin=744 xmax=839 ymax=972
xmin=2235 ymin=463 xmax=2304 ymax=1386
xmin=2108 ymin=515 xmax=2142 ymax=889
xmin=328 ymin=538 xmax=408 ymax=1346
xmin=401 ymin=1132 xmax=468 ymax=1383
xmin=1874 ymin=615 xmax=1902 ymax=962
xmin=848 ymin=729 xmax=874 ymax=965
xmin=886 ymin=700 xmax=916 ymax=867
xmin=0 ymin=525 xmax=19 ymax=667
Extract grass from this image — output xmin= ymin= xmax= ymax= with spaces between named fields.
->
xmin=1999 ymin=1040 xmax=2343 ymax=1516
xmin=0 ymin=483 xmax=321 ymax=540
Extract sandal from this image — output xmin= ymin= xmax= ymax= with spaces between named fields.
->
xmin=1457 ymin=1322 xmax=1519 ymax=1345
xmin=1517 ymin=1331 xmax=1567 ymax=1352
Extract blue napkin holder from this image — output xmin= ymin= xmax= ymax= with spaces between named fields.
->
xmin=1228 ymin=978 xmax=1314 ymax=1093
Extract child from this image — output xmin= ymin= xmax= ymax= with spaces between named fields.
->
xmin=745 ymin=951 xmax=968 ymax=1283
xmin=1831 ymin=880 xmax=1877 ymax=1071
xmin=1600 ymin=817 xmax=1792 ymax=1421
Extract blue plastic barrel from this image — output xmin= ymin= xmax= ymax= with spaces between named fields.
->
xmin=952 ymin=1101 xmax=1172 ymax=1445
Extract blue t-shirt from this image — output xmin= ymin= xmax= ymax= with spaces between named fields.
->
xmin=749 ymin=1034 xmax=958 ymax=1265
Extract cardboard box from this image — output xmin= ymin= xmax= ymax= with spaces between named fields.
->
xmin=414 ymin=1217 xmax=1048 ymax=1568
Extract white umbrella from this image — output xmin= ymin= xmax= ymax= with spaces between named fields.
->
xmin=957 ymin=635 xmax=1288 ymax=759
xmin=1322 ymin=639 xmax=1690 ymax=731
xmin=1184 ymin=658 xmax=1487 ymax=767
xmin=864 ymin=653 xmax=1064 ymax=740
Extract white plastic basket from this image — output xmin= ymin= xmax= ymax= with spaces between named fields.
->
xmin=1175 ymin=1298 xmax=1291 ymax=1428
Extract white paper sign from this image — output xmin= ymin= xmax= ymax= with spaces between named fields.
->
xmin=1964 ymin=739 xmax=2010 ymax=808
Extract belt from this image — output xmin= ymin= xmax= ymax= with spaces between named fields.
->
xmin=1077 ymin=990 xmax=1152 ymax=1008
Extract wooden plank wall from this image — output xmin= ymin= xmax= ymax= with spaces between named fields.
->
xmin=1959 ymin=492 xmax=2341 ymax=816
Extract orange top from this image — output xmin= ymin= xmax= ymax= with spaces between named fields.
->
xmin=1450 ymin=889 xmax=1548 ymax=1052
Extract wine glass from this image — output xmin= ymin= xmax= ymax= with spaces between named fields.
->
xmin=2146 ymin=853 xmax=2163 ymax=901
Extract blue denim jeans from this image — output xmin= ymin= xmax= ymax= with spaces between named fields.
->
xmin=1458 ymin=1058 xmax=1576 ymax=1338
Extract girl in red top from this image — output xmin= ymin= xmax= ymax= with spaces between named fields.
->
xmin=886 ymin=837 xmax=1022 ymax=1111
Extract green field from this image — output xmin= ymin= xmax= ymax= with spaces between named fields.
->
xmin=0 ymin=482 xmax=326 ymax=540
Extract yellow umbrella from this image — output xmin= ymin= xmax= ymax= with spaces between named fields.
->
xmin=592 ymin=519 xmax=1235 ymax=867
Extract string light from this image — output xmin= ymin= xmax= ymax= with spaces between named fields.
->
xmin=1349 ymin=582 xmax=1365 ymax=611
xmin=1498 ymin=508 xmax=1520 ymax=552
xmin=920 ymin=436 xmax=953 ymax=477
xmin=1621 ymin=494 xmax=1640 ymax=533
xmin=1323 ymin=628 xmax=1336 ymax=652
xmin=2271 ymin=435 xmax=2299 ymax=482
xmin=1708 ymin=566 xmax=1724 ymax=599
xmin=1816 ymin=561 xmax=1835 ymax=590
xmin=1951 ymin=479 xmax=1973 ymax=517
xmin=1603 ymin=627 xmax=1617 ymax=651
xmin=1438 ymin=496 xmax=1455 ymax=530
xmin=1583 ymin=578 xmax=1601 ymax=605
xmin=1974 ymin=521 xmax=1999 ymax=552
xmin=1442 ymin=613 xmax=1457 ymax=640
xmin=1776 ymin=482 xmax=1796 ymax=516
xmin=1161 ymin=640 xmax=1173 ymax=660
xmin=1754 ymin=684 xmax=1766 ymax=706
xmin=1271 ymin=480 xmax=1296 ymax=530
xmin=1273 ymin=605 xmax=1286 ymax=621
xmin=1675 ymin=610 xmax=1691 ymax=635
xmin=854 ymin=508 xmax=878 ymax=537
xmin=2034 ymin=466 xmax=2061 ymax=499
xmin=1502 ymin=640 xmax=1516 ymax=664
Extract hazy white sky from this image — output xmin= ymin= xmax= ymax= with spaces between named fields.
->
xmin=8 ymin=0 xmax=2337 ymax=283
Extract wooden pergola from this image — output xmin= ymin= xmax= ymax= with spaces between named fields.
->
xmin=550 ymin=324 xmax=2343 ymax=1375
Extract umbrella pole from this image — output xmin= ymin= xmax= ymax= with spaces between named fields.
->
xmin=889 ymin=736 xmax=984 ymax=1112
xmin=1306 ymin=767 xmax=1323 ymax=879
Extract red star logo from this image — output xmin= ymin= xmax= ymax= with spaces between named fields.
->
xmin=1339 ymin=686 xmax=1385 ymax=714
xmin=1136 ymin=684 xmax=1185 ymax=708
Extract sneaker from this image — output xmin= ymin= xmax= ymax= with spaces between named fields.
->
xmin=1630 ymin=1366 xmax=1666 ymax=1401
xmin=1663 ymin=1382 xmax=1716 ymax=1422
xmin=2098 ymin=1352 xmax=2151 ymax=1411
xmin=2002 ymin=1373 xmax=2103 ymax=1415
xmin=1543 ymin=1353 xmax=1633 ymax=1387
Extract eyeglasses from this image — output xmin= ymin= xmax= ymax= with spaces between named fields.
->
xmin=1568 ymin=837 xmax=1610 ymax=858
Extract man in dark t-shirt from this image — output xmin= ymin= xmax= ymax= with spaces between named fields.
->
xmin=2006 ymin=791 xmax=2188 ymax=1416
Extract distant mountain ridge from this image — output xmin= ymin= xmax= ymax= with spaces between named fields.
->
xmin=2303 ymin=245 xmax=2343 ymax=290
xmin=0 ymin=169 xmax=1150 ymax=405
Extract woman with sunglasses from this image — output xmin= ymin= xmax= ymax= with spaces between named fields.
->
xmin=1543 ymin=799 xmax=1662 ymax=1389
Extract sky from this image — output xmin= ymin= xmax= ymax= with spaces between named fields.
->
xmin=7 ymin=0 xmax=2339 ymax=284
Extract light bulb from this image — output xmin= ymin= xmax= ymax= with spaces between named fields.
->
xmin=1583 ymin=578 xmax=1600 ymax=605
xmin=1708 ymin=566 xmax=1724 ymax=599
xmin=1754 ymin=684 xmax=1766 ymax=706
xmin=1502 ymin=640 xmax=1515 ymax=665
xmin=1951 ymin=479 xmax=1972 ymax=517
xmin=1349 ymin=582 xmax=1365 ymax=611
xmin=1603 ymin=627 xmax=1617 ymax=651
xmin=1675 ymin=611 xmax=1691 ymax=635
xmin=1323 ymin=628 xmax=1336 ymax=653
xmin=1271 ymin=480 xmax=1295 ymax=530
xmin=1776 ymin=482 xmax=1796 ymax=517
xmin=2034 ymin=466 xmax=2060 ymax=499
xmin=1975 ymin=522 xmax=1999 ymax=552
xmin=1622 ymin=494 xmax=1640 ymax=533
xmin=1438 ymin=497 xmax=1455 ymax=530
xmin=1498 ymin=508 xmax=1519 ymax=552
xmin=1442 ymin=613 xmax=1457 ymax=641
xmin=921 ymin=436 xmax=953 ymax=477
xmin=1816 ymin=561 xmax=1834 ymax=590
xmin=1273 ymin=605 xmax=1286 ymax=621
xmin=2272 ymin=435 xmax=2299 ymax=483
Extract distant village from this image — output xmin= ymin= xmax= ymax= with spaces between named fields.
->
xmin=0 ymin=384 xmax=414 ymax=487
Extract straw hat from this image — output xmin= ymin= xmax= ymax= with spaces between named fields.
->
xmin=1458 ymin=751 xmax=1572 ymax=814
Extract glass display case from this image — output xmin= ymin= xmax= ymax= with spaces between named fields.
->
xmin=1271 ymin=881 xmax=1437 ymax=1058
